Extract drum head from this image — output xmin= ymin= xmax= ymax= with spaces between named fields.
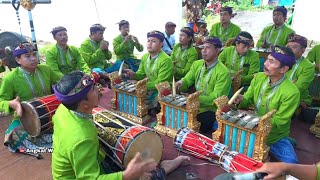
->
xmin=0 ymin=31 xmax=27 ymax=69
xmin=20 ymin=102 xmax=41 ymax=137
xmin=123 ymin=130 xmax=163 ymax=167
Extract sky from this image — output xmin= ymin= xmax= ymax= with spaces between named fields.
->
xmin=0 ymin=0 xmax=182 ymax=53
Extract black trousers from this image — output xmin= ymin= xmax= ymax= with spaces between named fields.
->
xmin=196 ymin=111 xmax=216 ymax=133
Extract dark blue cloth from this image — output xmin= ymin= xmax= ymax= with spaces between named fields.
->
xmin=269 ymin=137 xmax=298 ymax=163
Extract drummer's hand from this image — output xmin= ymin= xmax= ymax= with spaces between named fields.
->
xmin=132 ymin=36 xmax=139 ymax=44
xmin=9 ymin=96 xmax=23 ymax=116
xmin=233 ymin=94 xmax=244 ymax=104
xmin=122 ymin=152 xmax=157 ymax=180
xmin=256 ymin=162 xmax=287 ymax=180
xmin=124 ymin=69 xmax=135 ymax=79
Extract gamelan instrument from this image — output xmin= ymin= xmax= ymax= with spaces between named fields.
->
xmin=20 ymin=94 xmax=61 ymax=137
xmin=93 ymin=107 xmax=163 ymax=169
xmin=108 ymin=72 xmax=151 ymax=125
xmin=174 ymin=127 xmax=263 ymax=173
xmin=213 ymin=96 xmax=276 ymax=161
xmin=155 ymin=81 xmax=202 ymax=137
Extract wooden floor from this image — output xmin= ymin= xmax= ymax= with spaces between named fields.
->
xmin=0 ymin=88 xmax=319 ymax=180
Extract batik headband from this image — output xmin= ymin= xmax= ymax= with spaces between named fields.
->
xmin=51 ymin=26 xmax=67 ymax=36
xmin=13 ymin=42 xmax=36 ymax=57
xmin=147 ymin=30 xmax=165 ymax=42
xmin=53 ymin=74 xmax=94 ymax=104
xmin=288 ymin=34 xmax=308 ymax=48
xmin=203 ymin=37 xmax=222 ymax=48
xmin=271 ymin=46 xmax=295 ymax=69
xmin=90 ymin=24 xmax=106 ymax=33
xmin=181 ymin=27 xmax=194 ymax=37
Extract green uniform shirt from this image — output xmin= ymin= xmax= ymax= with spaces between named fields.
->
xmin=256 ymin=24 xmax=295 ymax=48
xmin=113 ymin=34 xmax=143 ymax=60
xmin=209 ymin=22 xmax=241 ymax=45
xmin=238 ymin=72 xmax=300 ymax=144
xmin=286 ymin=57 xmax=315 ymax=106
xmin=0 ymin=64 xmax=61 ymax=114
xmin=181 ymin=60 xmax=231 ymax=112
xmin=134 ymin=50 xmax=173 ymax=91
xmin=52 ymin=105 xmax=122 ymax=180
xmin=79 ymin=38 xmax=112 ymax=69
xmin=45 ymin=44 xmax=91 ymax=77
xmin=307 ymin=44 xmax=320 ymax=65
xmin=171 ymin=43 xmax=198 ymax=80
xmin=219 ymin=46 xmax=260 ymax=85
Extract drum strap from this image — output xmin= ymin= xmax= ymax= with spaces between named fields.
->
xmin=19 ymin=67 xmax=47 ymax=97
xmin=219 ymin=23 xmax=231 ymax=44
xmin=266 ymin=24 xmax=284 ymax=46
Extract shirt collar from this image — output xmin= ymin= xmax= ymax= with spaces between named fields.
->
xmin=268 ymin=75 xmax=286 ymax=87
xmin=71 ymin=110 xmax=93 ymax=120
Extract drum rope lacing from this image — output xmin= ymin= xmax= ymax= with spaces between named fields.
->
xmin=175 ymin=132 xmax=257 ymax=172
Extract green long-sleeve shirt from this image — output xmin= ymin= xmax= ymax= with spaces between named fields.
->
xmin=209 ymin=22 xmax=241 ymax=45
xmin=238 ymin=72 xmax=300 ymax=144
xmin=307 ymin=44 xmax=320 ymax=65
xmin=219 ymin=46 xmax=260 ymax=86
xmin=286 ymin=57 xmax=315 ymax=106
xmin=181 ymin=60 xmax=231 ymax=112
xmin=256 ymin=24 xmax=295 ymax=48
xmin=113 ymin=34 xmax=143 ymax=60
xmin=79 ymin=38 xmax=112 ymax=69
xmin=0 ymin=64 xmax=61 ymax=114
xmin=134 ymin=50 xmax=173 ymax=91
xmin=52 ymin=104 xmax=122 ymax=180
xmin=45 ymin=44 xmax=91 ymax=77
xmin=171 ymin=43 xmax=198 ymax=80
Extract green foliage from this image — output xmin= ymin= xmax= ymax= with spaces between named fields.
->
xmin=222 ymin=0 xmax=273 ymax=11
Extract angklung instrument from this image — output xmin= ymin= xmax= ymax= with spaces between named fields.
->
xmin=20 ymin=94 xmax=61 ymax=137
xmin=108 ymin=71 xmax=151 ymax=125
xmin=213 ymin=96 xmax=276 ymax=161
xmin=93 ymin=107 xmax=163 ymax=169
xmin=155 ymin=81 xmax=202 ymax=137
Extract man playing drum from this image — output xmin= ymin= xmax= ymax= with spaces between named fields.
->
xmin=52 ymin=71 xmax=190 ymax=179
xmin=111 ymin=20 xmax=144 ymax=73
xmin=45 ymin=26 xmax=91 ymax=78
xmin=286 ymin=34 xmax=315 ymax=113
xmin=256 ymin=6 xmax=295 ymax=49
xmin=0 ymin=42 xmax=61 ymax=151
xmin=234 ymin=46 xmax=300 ymax=163
xmin=218 ymin=31 xmax=260 ymax=87
xmin=175 ymin=37 xmax=232 ymax=133
xmin=79 ymin=24 xmax=113 ymax=70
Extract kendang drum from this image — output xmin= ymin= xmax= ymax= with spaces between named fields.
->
xmin=93 ymin=108 xmax=163 ymax=169
xmin=219 ymin=151 xmax=263 ymax=173
xmin=20 ymin=94 xmax=61 ymax=137
xmin=155 ymin=81 xmax=202 ymax=137
xmin=213 ymin=96 xmax=276 ymax=161
xmin=108 ymin=72 xmax=151 ymax=125
xmin=174 ymin=127 xmax=228 ymax=163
